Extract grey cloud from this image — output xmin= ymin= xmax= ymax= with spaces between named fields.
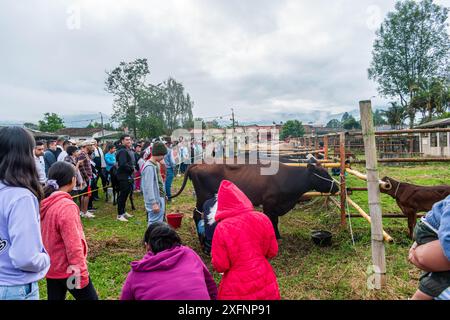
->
xmin=0 ymin=0 xmax=449 ymax=124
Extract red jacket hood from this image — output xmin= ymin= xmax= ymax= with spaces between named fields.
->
xmin=215 ymin=180 xmax=254 ymax=222
xmin=40 ymin=191 xmax=74 ymax=220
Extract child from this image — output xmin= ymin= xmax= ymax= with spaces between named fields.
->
xmin=141 ymin=142 xmax=167 ymax=226
xmin=120 ymin=222 xmax=217 ymax=300
xmin=40 ymin=161 xmax=98 ymax=300
xmin=409 ymin=195 xmax=450 ymax=300
xmin=211 ymin=180 xmax=280 ymax=300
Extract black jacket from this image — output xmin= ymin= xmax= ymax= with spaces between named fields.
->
xmin=116 ymin=146 xmax=136 ymax=181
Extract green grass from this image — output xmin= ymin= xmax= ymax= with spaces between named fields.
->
xmin=39 ymin=163 xmax=450 ymax=300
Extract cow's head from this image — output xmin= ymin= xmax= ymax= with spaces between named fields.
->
xmin=380 ymin=176 xmax=396 ymax=196
xmin=307 ymin=163 xmax=339 ymax=194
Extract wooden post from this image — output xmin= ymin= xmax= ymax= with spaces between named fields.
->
xmin=324 ymin=135 xmax=329 ymax=159
xmin=339 ymin=132 xmax=346 ymax=226
xmin=359 ymin=100 xmax=387 ymax=289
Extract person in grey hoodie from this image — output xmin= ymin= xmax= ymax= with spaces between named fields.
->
xmin=0 ymin=127 xmax=50 ymax=300
xmin=141 ymin=142 xmax=167 ymax=226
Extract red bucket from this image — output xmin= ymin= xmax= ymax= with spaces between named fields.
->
xmin=167 ymin=213 xmax=183 ymax=229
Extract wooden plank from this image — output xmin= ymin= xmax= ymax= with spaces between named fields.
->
xmin=340 ymin=132 xmax=347 ymax=226
xmin=359 ymin=100 xmax=387 ymax=289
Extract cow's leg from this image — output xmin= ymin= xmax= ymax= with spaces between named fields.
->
xmin=406 ymin=211 xmax=417 ymax=239
xmin=268 ymin=214 xmax=281 ymax=240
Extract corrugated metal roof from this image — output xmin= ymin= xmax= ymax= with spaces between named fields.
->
xmin=416 ymin=118 xmax=450 ymax=128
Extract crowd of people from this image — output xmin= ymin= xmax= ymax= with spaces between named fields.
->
xmin=0 ymin=126 xmax=449 ymax=301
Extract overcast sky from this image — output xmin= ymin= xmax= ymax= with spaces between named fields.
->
xmin=1 ymin=0 xmax=449 ymax=125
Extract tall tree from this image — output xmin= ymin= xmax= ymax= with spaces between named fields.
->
xmin=373 ymin=109 xmax=388 ymax=126
xmin=38 ymin=113 xmax=65 ymax=132
xmin=382 ymin=102 xmax=407 ymax=129
xmin=163 ymin=77 xmax=194 ymax=131
xmin=105 ymin=58 xmax=150 ymax=138
xmin=280 ymin=120 xmax=305 ymax=140
xmin=342 ymin=116 xmax=361 ymax=130
xmin=368 ymin=0 xmax=450 ymax=128
xmin=326 ymin=119 xmax=342 ymax=129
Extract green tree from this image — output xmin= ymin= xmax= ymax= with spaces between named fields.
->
xmin=280 ymin=120 xmax=305 ymax=140
xmin=23 ymin=122 xmax=39 ymax=130
xmin=86 ymin=121 xmax=115 ymax=130
xmin=382 ymin=102 xmax=407 ymax=129
xmin=368 ymin=0 xmax=450 ymax=128
xmin=373 ymin=109 xmax=387 ymax=126
xmin=163 ymin=77 xmax=194 ymax=132
xmin=38 ymin=113 xmax=65 ymax=132
xmin=342 ymin=116 xmax=361 ymax=130
xmin=326 ymin=119 xmax=342 ymax=129
xmin=411 ymin=78 xmax=450 ymax=122
xmin=105 ymin=58 xmax=150 ymax=138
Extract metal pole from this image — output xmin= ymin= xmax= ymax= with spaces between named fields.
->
xmin=99 ymin=112 xmax=105 ymax=139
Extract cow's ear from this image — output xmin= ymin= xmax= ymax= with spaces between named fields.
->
xmin=307 ymin=163 xmax=316 ymax=171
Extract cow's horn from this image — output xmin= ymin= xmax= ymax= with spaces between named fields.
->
xmin=381 ymin=180 xmax=392 ymax=190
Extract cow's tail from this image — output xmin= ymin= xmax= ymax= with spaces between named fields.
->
xmin=169 ymin=165 xmax=194 ymax=199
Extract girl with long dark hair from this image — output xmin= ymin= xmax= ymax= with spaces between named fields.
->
xmin=40 ymin=161 xmax=98 ymax=300
xmin=0 ymin=127 xmax=50 ymax=300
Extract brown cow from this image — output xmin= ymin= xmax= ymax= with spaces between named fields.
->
xmin=170 ymin=162 xmax=339 ymax=239
xmin=380 ymin=176 xmax=450 ymax=238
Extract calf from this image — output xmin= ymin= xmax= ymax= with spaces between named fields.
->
xmin=106 ymin=166 xmax=136 ymax=211
xmin=380 ymin=176 xmax=450 ymax=238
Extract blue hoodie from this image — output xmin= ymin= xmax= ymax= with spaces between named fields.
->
xmin=423 ymin=195 xmax=450 ymax=261
xmin=0 ymin=182 xmax=50 ymax=286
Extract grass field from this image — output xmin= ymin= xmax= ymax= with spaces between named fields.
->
xmin=38 ymin=162 xmax=450 ymax=300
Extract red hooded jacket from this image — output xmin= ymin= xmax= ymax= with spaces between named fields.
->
xmin=40 ymin=191 xmax=89 ymax=288
xmin=211 ymin=180 xmax=280 ymax=300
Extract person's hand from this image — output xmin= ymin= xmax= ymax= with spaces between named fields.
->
xmin=152 ymin=203 xmax=160 ymax=213
xmin=408 ymin=242 xmax=418 ymax=264
xmin=77 ymin=160 xmax=84 ymax=168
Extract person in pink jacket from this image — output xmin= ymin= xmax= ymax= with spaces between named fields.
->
xmin=40 ymin=161 xmax=98 ymax=300
xmin=211 ymin=180 xmax=280 ymax=300
xmin=120 ymin=222 xmax=217 ymax=300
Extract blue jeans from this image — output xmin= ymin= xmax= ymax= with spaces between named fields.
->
xmin=165 ymin=167 xmax=174 ymax=200
xmin=147 ymin=197 xmax=165 ymax=226
xmin=0 ymin=282 xmax=39 ymax=300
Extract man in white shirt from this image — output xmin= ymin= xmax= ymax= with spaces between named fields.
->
xmin=56 ymin=139 xmax=73 ymax=162
xmin=34 ymin=141 xmax=47 ymax=185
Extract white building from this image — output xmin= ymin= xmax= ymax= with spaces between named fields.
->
xmin=417 ymin=118 xmax=450 ymax=157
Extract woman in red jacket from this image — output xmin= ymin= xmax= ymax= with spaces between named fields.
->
xmin=40 ymin=161 xmax=98 ymax=300
xmin=211 ymin=180 xmax=280 ymax=300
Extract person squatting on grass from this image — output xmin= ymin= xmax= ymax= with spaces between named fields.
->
xmin=141 ymin=142 xmax=167 ymax=226
xmin=211 ymin=180 xmax=281 ymax=300
xmin=0 ymin=127 xmax=50 ymax=300
xmin=40 ymin=162 xmax=98 ymax=300
xmin=409 ymin=195 xmax=450 ymax=300
xmin=120 ymin=222 xmax=217 ymax=300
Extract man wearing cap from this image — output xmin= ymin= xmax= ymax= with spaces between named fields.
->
xmin=141 ymin=142 xmax=167 ymax=226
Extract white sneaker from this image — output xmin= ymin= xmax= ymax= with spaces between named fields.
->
xmin=117 ymin=215 xmax=129 ymax=222
xmin=85 ymin=211 xmax=96 ymax=218
xmin=124 ymin=212 xmax=134 ymax=218
xmin=80 ymin=212 xmax=94 ymax=219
